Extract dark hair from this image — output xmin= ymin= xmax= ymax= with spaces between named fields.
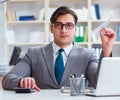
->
xmin=50 ymin=6 xmax=78 ymax=25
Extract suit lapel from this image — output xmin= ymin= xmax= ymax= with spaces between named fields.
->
xmin=61 ymin=49 xmax=75 ymax=85
xmin=42 ymin=43 xmax=84 ymax=86
xmin=42 ymin=43 xmax=57 ymax=85
xmin=61 ymin=45 xmax=83 ymax=85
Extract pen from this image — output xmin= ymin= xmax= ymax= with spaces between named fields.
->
xmin=80 ymin=77 xmax=85 ymax=94
xmin=77 ymin=74 xmax=85 ymax=94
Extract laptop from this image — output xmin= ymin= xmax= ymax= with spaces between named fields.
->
xmin=86 ymin=57 xmax=120 ymax=96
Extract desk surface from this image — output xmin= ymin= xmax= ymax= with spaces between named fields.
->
xmin=0 ymin=89 xmax=120 ymax=100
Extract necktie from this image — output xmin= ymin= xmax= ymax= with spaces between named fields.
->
xmin=55 ymin=49 xmax=64 ymax=85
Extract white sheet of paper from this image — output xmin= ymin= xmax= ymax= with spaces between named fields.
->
xmin=92 ymin=19 xmax=111 ymax=39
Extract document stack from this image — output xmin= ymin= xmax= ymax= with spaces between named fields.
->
xmin=0 ymin=64 xmax=9 ymax=76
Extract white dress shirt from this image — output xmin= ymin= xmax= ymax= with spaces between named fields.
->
xmin=52 ymin=42 xmax=73 ymax=67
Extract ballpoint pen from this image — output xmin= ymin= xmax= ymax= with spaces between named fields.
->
xmin=76 ymin=74 xmax=85 ymax=94
xmin=70 ymin=74 xmax=85 ymax=96
xmin=70 ymin=74 xmax=80 ymax=95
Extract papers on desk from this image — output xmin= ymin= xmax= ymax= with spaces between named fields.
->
xmin=61 ymin=86 xmax=94 ymax=94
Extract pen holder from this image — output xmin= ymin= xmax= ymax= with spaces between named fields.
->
xmin=69 ymin=77 xmax=85 ymax=96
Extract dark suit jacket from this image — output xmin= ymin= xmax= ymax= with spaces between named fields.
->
xmin=2 ymin=43 xmax=100 ymax=90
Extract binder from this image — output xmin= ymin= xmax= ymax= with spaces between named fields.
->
xmin=94 ymin=4 xmax=101 ymax=19
xmin=9 ymin=46 xmax=21 ymax=65
xmin=75 ymin=25 xmax=84 ymax=42
xmin=19 ymin=15 xmax=35 ymax=21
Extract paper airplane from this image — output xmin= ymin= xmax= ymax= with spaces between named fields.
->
xmin=92 ymin=19 xmax=111 ymax=39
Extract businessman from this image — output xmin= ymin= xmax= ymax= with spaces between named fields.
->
xmin=2 ymin=6 xmax=116 ymax=92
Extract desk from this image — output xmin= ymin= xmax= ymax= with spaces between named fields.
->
xmin=0 ymin=89 xmax=120 ymax=100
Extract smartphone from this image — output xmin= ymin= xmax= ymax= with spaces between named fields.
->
xmin=14 ymin=87 xmax=35 ymax=93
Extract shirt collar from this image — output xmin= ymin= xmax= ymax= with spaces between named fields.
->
xmin=52 ymin=41 xmax=73 ymax=56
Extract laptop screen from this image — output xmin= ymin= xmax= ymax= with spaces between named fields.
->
xmin=95 ymin=57 xmax=120 ymax=96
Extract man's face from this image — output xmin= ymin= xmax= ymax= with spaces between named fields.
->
xmin=50 ymin=14 xmax=76 ymax=48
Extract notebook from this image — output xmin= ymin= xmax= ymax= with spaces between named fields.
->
xmin=86 ymin=57 xmax=120 ymax=96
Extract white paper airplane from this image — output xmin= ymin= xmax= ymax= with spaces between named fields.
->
xmin=92 ymin=19 xmax=111 ymax=39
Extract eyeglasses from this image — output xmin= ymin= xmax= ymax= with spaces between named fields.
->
xmin=53 ymin=22 xmax=75 ymax=29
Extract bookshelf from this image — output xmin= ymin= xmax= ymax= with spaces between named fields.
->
xmin=0 ymin=77 xmax=3 ymax=89
xmin=4 ymin=0 xmax=120 ymax=64
xmin=90 ymin=0 xmax=120 ymax=57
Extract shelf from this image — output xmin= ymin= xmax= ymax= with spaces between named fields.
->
xmin=4 ymin=0 xmax=120 ymax=63
xmin=6 ymin=21 xmax=45 ymax=24
xmin=92 ymin=19 xmax=120 ymax=23
xmin=49 ymin=0 xmax=86 ymax=2
xmin=8 ymin=42 xmax=48 ymax=46
xmin=114 ymin=42 xmax=120 ymax=45
xmin=8 ymin=0 xmax=44 ymax=2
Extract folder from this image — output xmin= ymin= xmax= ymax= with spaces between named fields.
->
xmin=9 ymin=46 xmax=21 ymax=65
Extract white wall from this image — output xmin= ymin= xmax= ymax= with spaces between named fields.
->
xmin=0 ymin=3 xmax=5 ymax=64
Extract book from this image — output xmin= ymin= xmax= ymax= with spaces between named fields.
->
xmin=92 ymin=47 xmax=102 ymax=59
xmin=38 ymin=8 xmax=45 ymax=21
xmin=11 ymin=10 xmax=16 ymax=21
xmin=118 ymin=25 xmax=120 ymax=42
xmin=6 ymin=10 xmax=16 ymax=21
xmin=5 ymin=30 xmax=15 ymax=44
xmin=6 ymin=10 xmax=12 ymax=21
xmin=19 ymin=15 xmax=35 ymax=21
xmin=84 ymin=26 xmax=88 ymax=42
xmin=0 ymin=64 xmax=9 ymax=76
xmin=75 ymin=25 xmax=84 ymax=42
xmin=115 ymin=25 xmax=119 ymax=42
xmin=29 ymin=32 xmax=45 ymax=43
xmin=73 ymin=7 xmax=88 ymax=21
xmin=94 ymin=4 xmax=101 ymax=19
xmin=82 ymin=7 xmax=88 ymax=20
xmin=79 ymin=25 xmax=84 ymax=42
xmin=48 ymin=8 xmax=57 ymax=21
xmin=49 ymin=32 xmax=54 ymax=42
xmin=74 ymin=9 xmax=83 ymax=21
xmin=91 ymin=5 xmax=97 ymax=20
